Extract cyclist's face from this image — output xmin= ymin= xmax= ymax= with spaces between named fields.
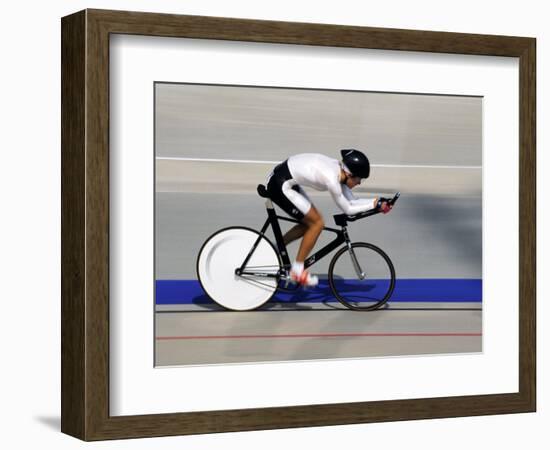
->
xmin=346 ymin=176 xmax=362 ymax=189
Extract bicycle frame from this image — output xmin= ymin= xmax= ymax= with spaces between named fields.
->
xmin=236 ymin=199 xmax=352 ymax=278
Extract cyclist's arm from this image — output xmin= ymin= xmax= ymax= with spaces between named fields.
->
xmin=342 ymin=184 xmax=376 ymax=203
xmin=328 ymin=182 xmax=377 ymax=215
xmin=341 ymin=184 xmax=356 ymax=201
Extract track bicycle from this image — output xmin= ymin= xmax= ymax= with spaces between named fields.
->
xmin=197 ymin=185 xmax=400 ymax=311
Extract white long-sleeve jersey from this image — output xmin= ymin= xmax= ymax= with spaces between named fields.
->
xmin=287 ymin=153 xmax=377 ymax=215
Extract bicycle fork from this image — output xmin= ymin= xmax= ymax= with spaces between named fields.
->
xmin=343 ymin=227 xmax=366 ymax=280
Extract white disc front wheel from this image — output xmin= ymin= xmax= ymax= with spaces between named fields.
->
xmin=197 ymin=227 xmax=281 ymax=311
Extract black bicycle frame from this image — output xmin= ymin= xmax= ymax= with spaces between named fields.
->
xmin=236 ymin=191 xmax=399 ymax=279
xmin=237 ymin=205 xmax=350 ymax=278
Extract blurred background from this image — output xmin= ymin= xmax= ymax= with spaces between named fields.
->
xmin=154 ymin=83 xmax=482 ymax=281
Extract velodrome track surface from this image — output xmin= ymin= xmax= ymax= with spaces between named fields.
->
xmin=154 ymin=191 xmax=482 ymax=366
xmin=155 ymin=309 xmax=482 ymax=366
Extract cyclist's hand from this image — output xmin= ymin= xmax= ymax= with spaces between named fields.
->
xmin=377 ymin=198 xmax=392 ymax=214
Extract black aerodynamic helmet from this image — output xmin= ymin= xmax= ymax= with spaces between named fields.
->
xmin=340 ymin=149 xmax=370 ymax=179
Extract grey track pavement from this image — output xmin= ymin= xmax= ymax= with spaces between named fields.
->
xmin=155 ymin=309 xmax=482 ymax=366
xmin=155 ymin=191 xmax=482 ymax=279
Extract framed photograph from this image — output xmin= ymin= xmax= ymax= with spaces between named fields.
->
xmin=61 ymin=9 xmax=536 ymax=440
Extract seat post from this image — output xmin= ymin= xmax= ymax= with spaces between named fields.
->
xmin=265 ymin=198 xmax=274 ymax=209
xmin=266 ymin=206 xmax=290 ymax=266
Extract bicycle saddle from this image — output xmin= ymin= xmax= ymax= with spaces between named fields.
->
xmin=257 ymin=184 xmax=270 ymax=198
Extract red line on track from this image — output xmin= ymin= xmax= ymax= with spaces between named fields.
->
xmin=156 ymin=332 xmax=482 ymax=341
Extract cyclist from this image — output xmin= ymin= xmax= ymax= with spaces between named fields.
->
xmin=265 ymin=149 xmax=392 ymax=287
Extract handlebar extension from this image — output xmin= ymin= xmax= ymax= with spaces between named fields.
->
xmin=333 ymin=192 xmax=400 ymax=227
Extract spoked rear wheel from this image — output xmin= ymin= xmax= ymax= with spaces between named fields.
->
xmin=197 ymin=227 xmax=281 ymax=311
xmin=328 ymin=242 xmax=395 ymax=311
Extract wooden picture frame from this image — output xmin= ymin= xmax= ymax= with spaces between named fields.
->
xmin=61 ymin=9 xmax=536 ymax=441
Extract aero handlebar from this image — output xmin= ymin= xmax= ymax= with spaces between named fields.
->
xmin=333 ymin=192 xmax=400 ymax=226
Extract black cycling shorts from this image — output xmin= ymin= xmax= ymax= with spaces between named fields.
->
xmin=266 ymin=160 xmax=311 ymax=221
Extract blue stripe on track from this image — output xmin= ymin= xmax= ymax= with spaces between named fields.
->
xmin=155 ymin=279 xmax=482 ymax=305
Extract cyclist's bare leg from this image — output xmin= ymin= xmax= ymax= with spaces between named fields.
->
xmin=283 ymin=223 xmax=307 ymax=246
xmin=296 ymin=206 xmax=324 ymax=263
